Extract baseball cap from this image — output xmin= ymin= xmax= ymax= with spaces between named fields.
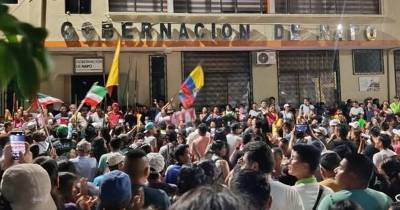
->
xmin=147 ymin=152 xmax=165 ymax=173
xmin=1 ymin=164 xmax=57 ymax=210
xmin=329 ymin=119 xmax=340 ymax=126
xmin=284 ymin=104 xmax=290 ymax=108
xmin=99 ymin=170 xmax=132 ymax=209
xmin=56 ymin=125 xmax=68 ymax=137
xmin=313 ymin=127 xmax=328 ymax=136
xmin=349 ymin=121 xmax=360 ymax=129
xmin=144 ymin=122 xmax=155 ymax=133
xmin=107 ymin=153 xmax=125 ymax=167
xmin=393 ymin=129 xmax=400 ymax=136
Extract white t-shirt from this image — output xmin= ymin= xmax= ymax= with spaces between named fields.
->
xmin=373 ymin=149 xmax=397 ymax=168
xmin=226 ymin=133 xmax=241 ymax=157
xmin=349 ymin=107 xmax=364 ymax=117
xmin=269 ymin=178 xmax=305 ymax=210
xmin=292 ymin=182 xmax=333 ymax=210
xmin=299 ymin=104 xmax=315 ymax=115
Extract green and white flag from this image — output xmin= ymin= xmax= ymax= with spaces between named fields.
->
xmin=82 ymin=83 xmax=107 ymax=106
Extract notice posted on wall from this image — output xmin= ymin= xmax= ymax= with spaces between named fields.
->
xmin=359 ymin=76 xmax=380 ymax=92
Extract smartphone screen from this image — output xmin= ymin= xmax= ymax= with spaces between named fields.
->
xmin=10 ymin=132 xmax=25 ymax=160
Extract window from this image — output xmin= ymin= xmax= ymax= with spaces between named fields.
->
xmin=278 ymin=51 xmax=339 ymax=107
xmin=109 ymin=0 xmax=167 ymax=12
xmin=150 ymin=56 xmax=166 ymax=102
xmin=174 ymin=0 xmax=263 ymax=13
xmin=2 ymin=0 xmax=18 ymax=4
xmin=65 ymin=0 xmax=91 ymax=14
xmin=275 ymin=0 xmax=380 ymax=14
xmin=353 ymin=50 xmax=384 ymax=75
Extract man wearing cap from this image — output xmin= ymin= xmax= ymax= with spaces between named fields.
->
xmin=281 ymin=104 xmax=294 ymax=123
xmin=144 ymin=122 xmax=158 ymax=152
xmin=124 ymin=149 xmax=170 ymax=210
xmin=1 ymin=164 xmax=57 ymax=210
xmin=53 ymin=125 xmax=77 ymax=158
xmin=93 ymin=152 xmax=125 ymax=187
xmin=108 ymin=102 xmax=123 ymax=129
xmin=226 ymin=123 xmax=242 ymax=157
xmin=98 ymin=170 xmax=132 ymax=210
xmin=70 ymin=140 xmax=97 ymax=181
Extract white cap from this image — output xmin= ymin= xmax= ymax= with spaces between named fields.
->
xmin=284 ymin=104 xmax=290 ymax=108
xmin=329 ymin=119 xmax=340 ymax=126
xmin=393 ymin=129 xmax=400 ymax=136
xmin=349 ymin=122 xmax=360 ymax=129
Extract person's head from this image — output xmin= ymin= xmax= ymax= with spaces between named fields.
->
xmin=230 ymin=123 xmax=242 ymax=135
xmin=380 ymin=156 xmax=400 ymax=181
xmin=241 ymin=141 xmax=274 ymax=174
xmin=201 ymin=107 xmax=208 ymax=113
xmin=124 ymin=149 xmax=150 ymax=183
xmin=272 ymin=147 xmax=283 ymax=169
xmin=198 ymin=123 xmax=207 ymax=136
xmin=230 ymin=169 xmax=272 ymax=210
xmin=56 ymin=125 xmax=68 ymax=138
xmin=76 ymin=140 xmax=91 ymax=156
xmin=110 ymin=137 xmax=122 ymax=151
xmin=394 ymin=96 xmax=399 ymax=103
xmin=58 ymin=172 xmax=79 ymax=203
xmin=33 ymin=156 xmax=58 ymax=189
xmin=92 ymin=137 xmax=108 ymax=161
xmin=107 ymin=153 xmax=125 ymax=171
xmin=99 ymin=170 xmax=132 ymax=210
xmin=289 ymin=144 xmax=321 ymax=179
xmin=352 ymin=101 xmax=359 ymax=108
xmin=170 ymin=186 xmax=242 ymax=210
xmin=177 ymin=165 xmax=206 ymax=195
xmin=284 ymin=103 xmax=290 ymax=111
xmin=329 ymin=199 xmax=363 ymax=210
xmin=147 ymin=153 xmax=165 ymax=181
xmin=60 ymin=105 xmax=67 ymax=114
xmin=334 ymin=154 xmax=374 ymax=189
xmin=112 ymin=102 xmax=120 ymax=112
xmin=144 ymin=122 xmax=156 ymax=135
xmin=304 ymin=98 xmax=310 ymax=105
xmin=374 ymin=134 xmax=392 ymax=150
xmin=320 ymin=152 xmax=341 ymax=179
xmin=1 ymin=164 xmax=57 ymax=210
xmin=69 ymin=104 xmax=77 ymax=113
xmin=196 ymin=160 xmax=217 ymax=184
xmin=174 ymin=144 xmax=190 ymax=164
xmin=336 ymin=124 xmax=349 ymax=139
xmin=213 ymin=106 xmax=219 ymax=114
xmin=210 ymin=140 xmax=228 ymax=157
xmin=252 ymin=103 xmax=258 ymax=110
xmin=166 ymin=130 xmax=177 ymax=143
xmin=370 ymin=126 xmax=381 ymax=138
xmin=57 ymin=160 xmax=78 ymax=174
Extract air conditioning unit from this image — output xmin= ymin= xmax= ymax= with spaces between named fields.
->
xmin=256 ymin=51 xmax=276 ymax=65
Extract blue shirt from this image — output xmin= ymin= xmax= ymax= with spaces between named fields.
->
xmin=70 ymin=156 xmax=97 ymax=181
xmin=165 ymin=164 xmax=182 ymax=185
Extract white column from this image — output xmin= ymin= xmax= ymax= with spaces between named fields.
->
xmin=168 ymin=0 xmax=174 ymax=13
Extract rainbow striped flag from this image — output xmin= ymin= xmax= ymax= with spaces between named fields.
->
xmin=179 ymin=66 xmax=204 ymax=108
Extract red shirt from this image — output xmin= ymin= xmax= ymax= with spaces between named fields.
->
xmin=108 ymin=111 xmax=123 ymax=128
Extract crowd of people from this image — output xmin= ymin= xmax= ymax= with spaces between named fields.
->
xmin=0 ymin=96 xmax=400 ymax=210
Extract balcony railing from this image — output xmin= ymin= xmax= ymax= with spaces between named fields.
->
xmin=275 ymin=0 xmax=381 ymax=15
xmin=108 ymin=0 xmax=265 ymax=13
xmin=108 ymin=0 xmax=380 ymax=14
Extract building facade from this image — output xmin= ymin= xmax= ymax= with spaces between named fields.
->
xmin=2 ymin=0 xmax=400 ymax=112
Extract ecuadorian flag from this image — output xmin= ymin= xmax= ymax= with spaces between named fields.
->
xmin=179 ymin=66 xmax=204 ymax=108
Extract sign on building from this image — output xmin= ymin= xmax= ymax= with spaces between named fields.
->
xmin=74 ymin=58 xmax=104 ymax=73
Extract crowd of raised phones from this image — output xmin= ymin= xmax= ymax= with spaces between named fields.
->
xmin=0 ymin=96 xmax=400 ymax=210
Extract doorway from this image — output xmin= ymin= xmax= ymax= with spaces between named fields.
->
xmin=71 ymin=75 xmax=116 ymax=105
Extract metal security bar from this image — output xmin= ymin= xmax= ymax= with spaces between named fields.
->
xmin=275 ymin=0 xmax=380 ymax=14
xmin=109 ymin=0 xmax=168 ymax=12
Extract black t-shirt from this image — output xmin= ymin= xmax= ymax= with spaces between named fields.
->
xmin=363 ymin=144 xmax=379 ymax=160
xmin=327 ymin=138 xmax=357 ymax=158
